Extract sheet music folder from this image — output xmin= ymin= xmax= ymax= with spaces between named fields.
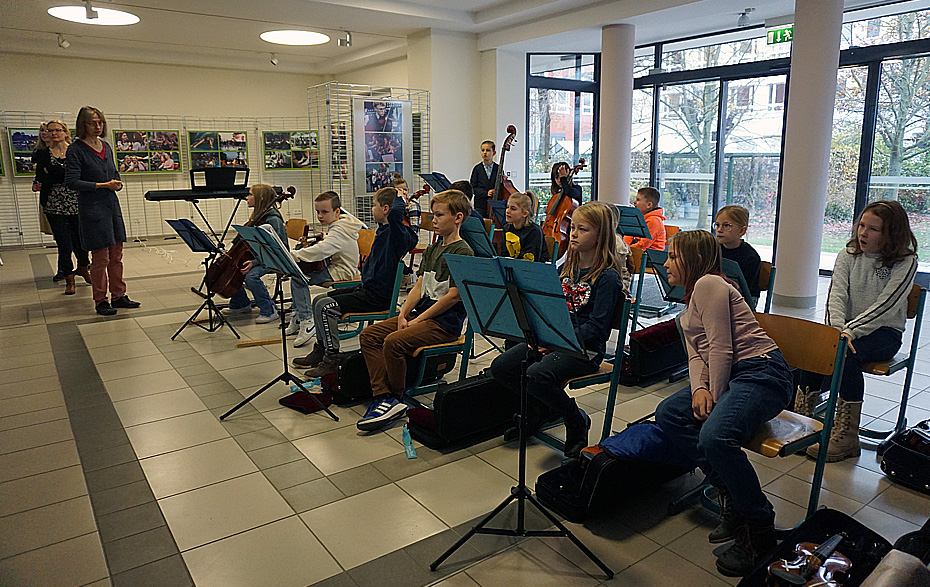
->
xmin=444 ymin=254 xmax=589 ymax=359
xmin=419 ymin=172 xmax=452 ymax=194
xmin=232 ymin=225 xmax=308 ymax=286
xmin=166 ymin=219 xmax=220 ymax=254
xmin=613 ymin=205 xmax=651 ymax=240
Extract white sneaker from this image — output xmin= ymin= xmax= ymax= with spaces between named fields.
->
xmin=284 ymin=315 xmax=300 ymax=336
xmin=294 ymin=322 xmax=316 ymax=347
xmin=222 ymin=305 xmax=253 ymax=316
xmin=255 ymin=312 xmax=279 ymax=324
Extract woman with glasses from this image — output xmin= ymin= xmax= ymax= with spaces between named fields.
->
xmin=35 ymin=120 xmax=90 ymax=295
xmin=65 ymin=106 xmax=140 ymax=316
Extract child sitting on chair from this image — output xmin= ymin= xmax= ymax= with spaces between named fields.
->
xmin=655 ymin=229 xmax=791 ymax=577
xmin=356 ymin=190 xmax=475 ymax=432
xmin=623 ymin=187 xmax=666 ymax=251
xmin=499 ymin=191 xmax=548 ymax=262
xmin=287 ymin=191 xmax=363 ymax=347
xmin=295 ymin=187 xmax=418 ymax=377
xmin=715 ymin=205 xmax=761 ymax=307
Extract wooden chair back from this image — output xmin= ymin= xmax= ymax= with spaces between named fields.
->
xmin=759 ymin=261 xmax=772 ymax=292
xmin=285 ymin=218 xmax=307 ymax=241
xmin=483 ymin=218 xmax=494 ymax=235
xmin=665 ymin=225 xmax=680 ymax=240
xmin=419 ymin=212 xmax=434 ymax=232
xmin=356 ymin=229 xmax=377 ymax=266
xmin=754 ymin=313 xmax=841 ymax=376
xmin=545 ymin=235 xmax=558 ymax=262
xmin=631 ymin=247 xmax=644 ymax=274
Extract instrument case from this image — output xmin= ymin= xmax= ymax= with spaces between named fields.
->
xmin=406 ymin=370 xmax=519 ymax=449
xmin=737 ymin=508 xmax=892 ymax=587
xmin=620 ymin=318 xmax=688 ymax=385
xmin=881 ymin=418 xmax=930 ymax=496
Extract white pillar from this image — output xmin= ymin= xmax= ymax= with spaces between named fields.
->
xmin=480 ymin=49 xmax=527 ymax=191
xmin=773 ymin=0 xmax=844 ymax=308
xmin=597 ymin=24 xmax=635 ymax=206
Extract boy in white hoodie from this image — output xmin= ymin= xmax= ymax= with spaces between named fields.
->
xmin=287 ymin=191 xmax=363 ymax=346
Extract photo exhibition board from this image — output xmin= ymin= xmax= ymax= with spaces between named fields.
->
xmin=8 ymin=127 xmax=79 ymax=177
xmin=352 ymin=98 xmax=413 ymax=195
xmin=187 ymin=131 xmax=249 ymax=169
xmin=114 ymin=130 xmax=183 ymax=174
xmin=262 ymin=130 xmax=320 ymax=170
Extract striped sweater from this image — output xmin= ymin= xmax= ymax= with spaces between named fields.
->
xmin=826 ymin=249 xmax=917 ymax=339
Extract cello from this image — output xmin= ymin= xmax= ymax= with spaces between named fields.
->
xmin=541 ymin=158 xmax=585 ymax=261
xmin=205 ymin=186 xmax=296 ymax=298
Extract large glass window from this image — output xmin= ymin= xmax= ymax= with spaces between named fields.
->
xmin=842 ymin=9 xmax=930 ymax=49
xmin=663 ymin=35 xmax=791 ymax=72
xmin=631 ymin=88 xmax=653 ymax=197
xmin=529 ymin=54 xmax=595 ymax=81
xmin=657 ymin=80 xmax=719 ymax=231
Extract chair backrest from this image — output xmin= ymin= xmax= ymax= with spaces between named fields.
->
xmin=758 ymin=261 xmax=772 ymax=292
xmin=630 ymin=247 xmax=644 ymax=274
xmin=545 ymin=235 xmax=559 ymax=263
xmin=419 ymin=212 xmax=434 ymax=232
xmin=285 ymin=218 xmax=307 ymax=241
xmin=907 ymin=283 xmax=922 ymax=319
xmin=754 ymin=313 xmax=841 ymax=376
xmin=356 ymin=229 xmax=377 ymax=267
xmin=482 ymin=218 xmax=494 ymax=235
xmin=666 ymin=225 xmax=680 ymax=240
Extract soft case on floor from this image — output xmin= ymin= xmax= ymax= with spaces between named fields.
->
xmin=880 ymin=419 xmax=930 ymax=495
xmin=620 ymin=318 xmax=687 ymax=385
xmin=406 ymin=371 xmax=518 ymax=449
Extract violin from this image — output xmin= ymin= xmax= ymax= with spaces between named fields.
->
xmin=766 ymin=533 xmax=851 ymax=586
xmin=403 ymin=184 xmax=430 ymax=228
xmin=205 ymin=186 xmax=295 ymax=298
xmin=295 ymin=226 xmax=329 ymax=275
xmin=542 ymin=158 xmax=586 ymax=262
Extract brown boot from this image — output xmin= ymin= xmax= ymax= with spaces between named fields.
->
xmin=64 ymin=274 xmax=76 ymax=295
xmin=76 ymin=265 xmax=92 ymax=284
xmin=806 ymin=398 xmax=862 ymax=462
xmin=793 ymin=385 xmax=817 ymax=418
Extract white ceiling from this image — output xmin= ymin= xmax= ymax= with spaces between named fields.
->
xmin=0 ymin=0 xmax=923 ymax=75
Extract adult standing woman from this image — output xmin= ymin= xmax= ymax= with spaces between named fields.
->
xmin=36 ymin=120 xmax=90 ymax=295
xmin=32 ymin=124 xmax=59 ymax=280
xmin=65 ymin=106 xmax=140 ymax=316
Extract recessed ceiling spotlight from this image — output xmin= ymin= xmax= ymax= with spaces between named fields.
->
xmin=270 ymin=53 xmax=279 ymax=66
xmin=48 ymin=5 xmax=140 ymax=26
xmin=260 ymin=30 xmax=330 ymax=46
xmin=57 ymin=33 xmax=71 ymax=49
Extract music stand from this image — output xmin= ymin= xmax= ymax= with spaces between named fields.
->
xmin=430 ymin=255 xmax=613 ymax=580
xmin=218 ymin=225 xmax=338 ymax=423
xmin=644 ymin=249 xmax=685 ymax=303
xmin=418 ymin=172 xmax=452 ymax=193
xmin=166 ymin=219 xmax=240 ymax=340
xmin=487 ymin=200 xmax=507 ymax=226
xmin=459 ymin=216 xmax=496 ymax=258
xmin=612 ymin=205 xmax=651 ymax=241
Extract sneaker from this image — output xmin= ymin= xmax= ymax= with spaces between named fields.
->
xmin=294 ymin=322 xmax=316 ymax=347
xmin=304 ymin=353 xmax=340 ymax=378
xmin=111 ymin=295 xmax=141 ymax=309
xmin=293 ymin=343 xmax=325 ymax=368
xmin=357 ymin=396 xmax=407 ymax=432
xmin=222 ymin=305 xmax=253 ymax=316
xmin=95 ymin=301 xmax=117 ymax=316
xmin=255 ymin=312 xmax=279 ymax=324
xmin=284 ymin=315 xmax=300 ymax=336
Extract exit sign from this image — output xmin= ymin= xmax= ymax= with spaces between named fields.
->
xmin=767 ymin=26 xmax=794 ymax=44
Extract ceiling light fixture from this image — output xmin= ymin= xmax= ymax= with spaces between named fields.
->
xmin=57 ymin=33 xmax=71 ymax=49
xmin=48 ymin=5 xmax=140 ymax=26
xmin=270 ymin=53 xmax=279 ymax=66
xmin=260 ymin=30 xmax=330 ymax=46
xmin=338 ymin=31 xmax=352 ymax=48
xmin=737 ymin=7 xmax=755 ymax=27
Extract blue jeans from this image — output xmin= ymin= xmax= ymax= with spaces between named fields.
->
xmin=799 ymin=326 xmax=902 ymax=402
xmin=289 ymin=267 xmax=334 ymax=321
xmin=655 ymin=350 xmax=792 ymax=523
xmin=490 ymin=343 xmax=599 ymax=418
xmin=229 ymin=265 xmax=276 ymax=316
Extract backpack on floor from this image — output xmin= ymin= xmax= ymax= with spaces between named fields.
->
xmin=881 ymin=418 xmax=930 ymax=496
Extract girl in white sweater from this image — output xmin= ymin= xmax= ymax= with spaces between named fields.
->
xmin=796 ymin=200 xmax=918 ymax=462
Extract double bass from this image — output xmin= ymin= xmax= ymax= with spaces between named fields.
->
xmin=491 ymin=125 xmax=520 ymax=207
xmin=542 ymin=159 xmax=585 ymax=261
xmin=205 ymin=186 xmax=296 ymax=298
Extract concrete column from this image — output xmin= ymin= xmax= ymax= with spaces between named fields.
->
xmin=597 ymin=24 xmax=635 ymax=206
xmin=773 ymin=0 xmax=844 ymax=308
xmin=479 ymin=49 xmax=527 ymax=191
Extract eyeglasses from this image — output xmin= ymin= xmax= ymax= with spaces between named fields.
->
xmin=714 ymin=222 xmax=738 ymax=230
xmin=47 ymin=129 xmax=65 ymax=133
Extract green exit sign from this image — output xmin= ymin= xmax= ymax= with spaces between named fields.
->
xmin=767 ymin=26 xmax=794 ymax=44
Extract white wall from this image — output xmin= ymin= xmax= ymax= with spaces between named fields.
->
xmin=338 ymin=58 xmax=409 ymax=89
xmin=0 ymin=53 xmax=323 ymax=119
xmin=479 ymin=49 xmax=527 ymax=192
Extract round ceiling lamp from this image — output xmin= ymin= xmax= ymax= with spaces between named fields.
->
xmin=48 ymin=6 xmax=140 ymax=26
xmin=260 ymin=30 xmax=330 ymax=46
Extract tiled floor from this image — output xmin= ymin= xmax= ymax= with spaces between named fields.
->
xmin=2 ymin=241 xmax=929 ymax=587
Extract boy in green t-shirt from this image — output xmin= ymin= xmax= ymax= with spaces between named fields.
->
xmin=357 ymin=190 xmax=475 ymax=432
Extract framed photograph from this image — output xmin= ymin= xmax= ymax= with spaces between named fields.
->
xmin=188 ymin=131 xmax=248 ymax=168
xmin=9 ymin=128 xmax=41 ymax=177
xmin=353 ymin=99 xmax=412 ymax=194
xmin=262 ymin=130 xmax=319 ymax=170
xmin=114 ymin=129 xmax=182 ymax=174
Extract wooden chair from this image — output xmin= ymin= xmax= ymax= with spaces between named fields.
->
xmin=758 ymin=261 xmax=776 ymax=313
xmin=545 ymin=235 xmax=560 ymax=265
xmin=285 ymin=218 xmax=308 ymax=241
xmin=326 ymin=228 xmax=375 ymax=290
xmin=483 ymin=218 xmax=494 ymax=235
xmin=665 ymin=224 xmax=680 ymax=244
xmin=337 ymin=262 xmax=405 ymax=340
xmin=404 ymin=321 xmax=474 ymax=398
xmin=859 ymin=284 xmax=926 ymax=450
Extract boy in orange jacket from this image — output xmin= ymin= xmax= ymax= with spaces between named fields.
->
xmin=623 ymin=187 xmax=666 ymax=251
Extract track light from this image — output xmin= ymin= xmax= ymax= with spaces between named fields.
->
xmin=84 ymin=0 xmax=98 ymax=19
xmin=737 ymin=7 xmax=754 ymax=27
xmin=337 ymin=31 xmax=352 ymax=48
xmin=57 ymin=33 xmax=70 ymax=49
xmin=270 ymin=52 xmax=278 ymax=66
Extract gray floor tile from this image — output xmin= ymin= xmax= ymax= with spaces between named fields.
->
xmin=348 ymin=549 xmax=437 ymax=587
xmin=81 ymin=442 xmax=139 ymax=473
xmin=105 ymin=525 xmax=180 ymax=575
xmin=329 ymin=463 xmax=393 ymax=497
xmin=247 ymin=441 xmax=305 ymax=469
xmin=90 ymin=479 xmax=156 ymax=516
xmin=279 ymin=477 xmax=344 ymax=513
xmin=109 ymin=553 xmax=194 ymax=587
xmin=97 ymin=501 xmax=168 ymax=543
xmin=84 ymin=461 xmax=147 ymax=493
xmin=263 ymin=458 xmax=324 ymax=490
xmin=233 ymin=426 xmax=288 ymax=451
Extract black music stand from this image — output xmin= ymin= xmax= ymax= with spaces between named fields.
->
xmin=419 ymin=172 xmax=452 ymax=193
xmin=612 ymin=205 xmax=651 ymax=241
xmin=219 ymin=225 xmax=338 ymax=423
xmin=166 ymin=219 xmax=240 ymax=340
xmin=431 ymin=255 xmax=613 ymax=580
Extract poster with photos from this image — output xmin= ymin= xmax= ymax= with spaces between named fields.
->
xmin=263 ymin=130 xmax=319 ymax=170
xmin=330 ymin=122 xmax=348 ymax=180
xmin=114 ymin=130 xmax=182 ymax=174
xmin=352 ymin=99 xmax=412 ymax=194
xmin=9 ymin=128 xmax=41 ymax=177
xmin=188 ymin=131 xmax=248 ymax=169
